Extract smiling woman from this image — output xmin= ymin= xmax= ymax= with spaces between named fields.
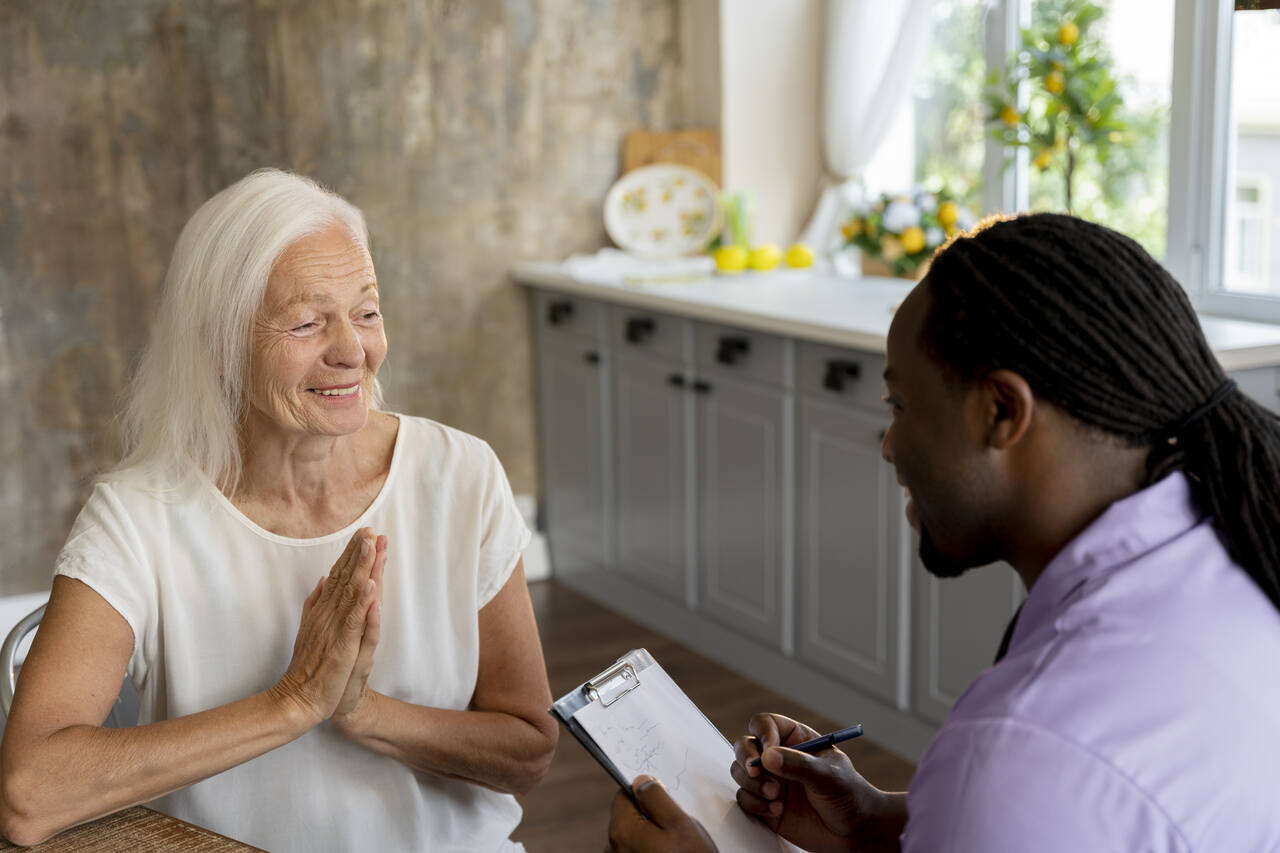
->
xmin=0 ymin=170 xmax=557 ymax=852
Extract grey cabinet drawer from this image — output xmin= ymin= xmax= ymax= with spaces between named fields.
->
xmin=610 ymin=306 xmax=686 ymax=363
xmin=1230 ymin=366 xmax=1280 ymax=416
xmin=533 ymin=290 xmax=605 ymax=342
xmin=695 ymin=322 xmax=787 ymax=387
xmin=797 ymin=342 xmax=886 ymax=412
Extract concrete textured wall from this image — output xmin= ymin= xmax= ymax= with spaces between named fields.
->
xmin=0 ymin=0 xmax=688 ymax=595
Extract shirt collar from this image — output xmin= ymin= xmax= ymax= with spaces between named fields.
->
xmin=1006 ymin=471 xmax=1204 ymax=655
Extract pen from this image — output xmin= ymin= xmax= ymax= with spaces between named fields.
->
xmin=747 ymin=724 xmax=864 ymax=768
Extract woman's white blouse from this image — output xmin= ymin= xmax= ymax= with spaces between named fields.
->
xmin=54 ymin=415 xmax=533 ymax=853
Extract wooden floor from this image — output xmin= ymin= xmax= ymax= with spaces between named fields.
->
xmin=512 ymin=580 xmax=917 ymax=852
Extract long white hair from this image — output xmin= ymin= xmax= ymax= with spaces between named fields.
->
xmin=107 ymin=169 xmax=382 ymax=494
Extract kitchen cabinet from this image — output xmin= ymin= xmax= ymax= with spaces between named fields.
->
xmin=533 ymin=292 xmax=609 ymax=577
xmin=611 ymin=322 xmax=691 ymax=604
xmin=519 ymin=269 xmax=1280 ymax=760
xmin=912 ymin=565 xmax=1023 ymax=725
xmin=695 ymin=368 xmax=791 ymax=649
xmin=795 ymin=375 xmax=907 ymax=708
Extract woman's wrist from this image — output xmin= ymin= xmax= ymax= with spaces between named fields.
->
xmin=331 ymin=686 xmax=381 ymax=738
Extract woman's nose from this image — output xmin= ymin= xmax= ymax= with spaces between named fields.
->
xmin=324 ymin=321 xmax=365 ymax=368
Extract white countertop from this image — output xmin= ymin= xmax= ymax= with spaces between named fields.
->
xmin=512 ymin=262 xmax=1280 ymax=372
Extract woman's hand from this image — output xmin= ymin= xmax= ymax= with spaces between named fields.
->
xmin=606 ymin=776 xmax=717 ymax=853
xmin=731 ymin=713 xmax=906 ymax=853
xmin=331 ymin=535 xmax=387 ymax=732
xmin=272 ymin=527 xmax=381 ymax=724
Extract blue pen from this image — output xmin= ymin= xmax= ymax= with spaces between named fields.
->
xmin=747 ymin=724 xmax=864 ymax=768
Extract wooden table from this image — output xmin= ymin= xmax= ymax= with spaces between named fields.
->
xmin=0 ymin=807 xmax=262 ymax=851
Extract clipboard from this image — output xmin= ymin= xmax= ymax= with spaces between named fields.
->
xmin=551 ymin=648 xmax=801 ymax=852
xmin=550 ymin=648 xmax=659 ymax=795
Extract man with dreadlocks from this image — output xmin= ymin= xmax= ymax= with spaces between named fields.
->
xmin=605 ymin=213 xmax=1280 ymax=852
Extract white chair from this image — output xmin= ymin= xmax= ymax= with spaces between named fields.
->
xmin=1 ymin=605 xmax=136 ymax=727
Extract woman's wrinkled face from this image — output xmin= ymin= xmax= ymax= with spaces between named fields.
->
xmin=249 ymin=224 xmax=387 ymax=438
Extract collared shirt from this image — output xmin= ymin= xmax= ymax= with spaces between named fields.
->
xmin=902 ymin=472 xmax=1280 ymax=852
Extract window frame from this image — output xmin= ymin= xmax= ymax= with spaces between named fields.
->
xmin=973 ymin=0 xmax=1280 ymax=324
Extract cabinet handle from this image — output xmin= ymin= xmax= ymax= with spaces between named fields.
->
xmin=584 ymin=351 xmax=600 ymax=365
xmin=625 ymin=317 xmax=656 ymax=344
xmin=823 ymin=359 xmax=862 ymax=392
xmin=692 ymin=379 xmax=712 ymax=394
xmin=667 ymin=373 xmax=686 ymax=388
xmin=716 ymin=335 xmax=751 ymax=365
xmin=548 ymin=300 xmax=575 ymax=325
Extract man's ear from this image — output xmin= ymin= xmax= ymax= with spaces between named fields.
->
xmin=982 ymin=369 xmax=1035 ymax=450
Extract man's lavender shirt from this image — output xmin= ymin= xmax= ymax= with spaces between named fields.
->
xmin=902 ymin=472 xmax=1280 ymax=852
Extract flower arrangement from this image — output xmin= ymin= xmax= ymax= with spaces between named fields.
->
xmin=842 ymin=189 xmax=975 ymax=278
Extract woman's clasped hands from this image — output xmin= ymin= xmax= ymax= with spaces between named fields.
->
xmin=272 ymin=527 xmax=387 ymax=730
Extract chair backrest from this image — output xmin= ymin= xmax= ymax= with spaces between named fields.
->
xmin=1 ymin=605 xmax=133 ymax=727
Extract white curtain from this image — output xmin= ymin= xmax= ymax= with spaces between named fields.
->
xmin=799 ymin=0 xmax=936 ymax=272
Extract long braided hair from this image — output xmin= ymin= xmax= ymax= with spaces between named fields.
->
xmin=921 ymin=212 xmax=1280 ymax=610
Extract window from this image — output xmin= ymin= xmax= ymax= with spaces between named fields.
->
xmin=861 ymin=0 xmax=1280 ymax=323
xmin=1223 ymin=11 xmax=1280 ymax=296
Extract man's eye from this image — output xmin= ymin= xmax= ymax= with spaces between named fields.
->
xmin=361 ymin=311 xmax=381 ymax=320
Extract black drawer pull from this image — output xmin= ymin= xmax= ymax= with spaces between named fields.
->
xmin=716 ymin=336 xmax=751 ymax=365
xmin=823 ymin=359 xmax=862 ymax=392
xmin=584 ymin=351 xmax=600 ymax=365
xmin=625 ymin=317 xmax=656 ymax=344
xmin=692 ymin=379 xmax=712 ymax=394
xmin=548 ymin=300 xmax=575 ymax=326
xmin=667 ymin=373 xmax=686 ymax=388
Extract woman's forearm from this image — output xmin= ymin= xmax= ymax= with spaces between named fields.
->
xmin=333 ymin=690 xmax=557 ymax=795
xmin=0 ymin=688 xmax=314 ymax=847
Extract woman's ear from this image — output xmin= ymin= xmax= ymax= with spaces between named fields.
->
xmin=983 ymin=369 xmax=1035 ymax=450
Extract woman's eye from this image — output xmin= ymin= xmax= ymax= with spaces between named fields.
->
xmin=361 ymin=310 xmax=381 ymax=321
xmin=291 ymin=321 xmax=318 ymax=333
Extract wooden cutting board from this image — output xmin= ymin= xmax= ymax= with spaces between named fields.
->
xmin=622 ymin=129 xmax=721 ymax=186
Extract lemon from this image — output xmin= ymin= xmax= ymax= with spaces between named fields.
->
xmin=714 ymin=244 xmax=748 ymax=274
xmin=748 ymin=243 xmax=781 ymax=271
xmin=1057 ymin=21 xmax=1079 ymax=46
xmin=1034 ymin=149 xmax=1052 ymax=170
xmin=937 ymin=202 xmax=958 ymax=228
xmin=1000 ymin=105 xmax=1020 ymax=126
xmin=841 ymin=220 xmax=863 ymax=240
xmin=899 ymin=227 xmax=925 ymax=255
xmin=785 ymin=243 xmax=815 ymax=268
xmin=1045 ymin=71 xmax=1065 ymax=95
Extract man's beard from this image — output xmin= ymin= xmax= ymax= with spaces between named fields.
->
xmin=918 ymin=526 xmax=973 ymax=579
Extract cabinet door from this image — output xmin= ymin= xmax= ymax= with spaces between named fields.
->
xmin=538 ymin=336 xmax=608 ymax=575
xmin=695 ymin=375 xmax=788 ymax=646
xmin=913 ymin=561 xmax=1023 ymax=725
xmin=613 ymin=354 xmax=689 ymax=603
xmin=795 ymin=397 xmax=905 ymax=706
xmin=1230 ymin=366 xmax=1280 ymax=416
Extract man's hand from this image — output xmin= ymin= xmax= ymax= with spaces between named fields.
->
xmin=606 ymin=775 xmax=718 ymax=853
xmin=731 ymin=714 xmax=906 ymax=853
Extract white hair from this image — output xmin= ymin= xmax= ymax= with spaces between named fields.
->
xmin=107 ymin=168 xmax=382 ymax=494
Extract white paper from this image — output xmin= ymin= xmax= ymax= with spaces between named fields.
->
xmin=575 ymin=663 xmax=801 ymax=852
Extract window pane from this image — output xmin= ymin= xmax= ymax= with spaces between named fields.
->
xmin=914 ymin=0 xmax=988 ymax=213
xmin=863 ymin=0 xmax=987 ymax=211
xmin=1026 ymin=0 xmax=1173 ymax=259
xmin=1223 ymin=10 xmax=1280 ymax=296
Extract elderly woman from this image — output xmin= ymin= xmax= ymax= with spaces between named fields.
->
xmin=0 ymin=170 xmax=557 ymax=851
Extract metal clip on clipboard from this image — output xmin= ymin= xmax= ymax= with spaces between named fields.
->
xmin=550 ymin=649 xmax=659 ymax=796
xmin=585 ymin=659 xmax=641 ymax=707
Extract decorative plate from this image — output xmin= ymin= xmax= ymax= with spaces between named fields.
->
xmin=603 ymin=164 xmax=723 ymax=259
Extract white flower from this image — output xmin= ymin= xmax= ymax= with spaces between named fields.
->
xmin=925 ymin=226 xmax=945 ymax=248
xmin=955 ymin=206 xmax=977 ymax=230
xmin=914 ymin=192 xmax=938 ymax=214
xmin=882 ymin=201 xmax=922 ymax=233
